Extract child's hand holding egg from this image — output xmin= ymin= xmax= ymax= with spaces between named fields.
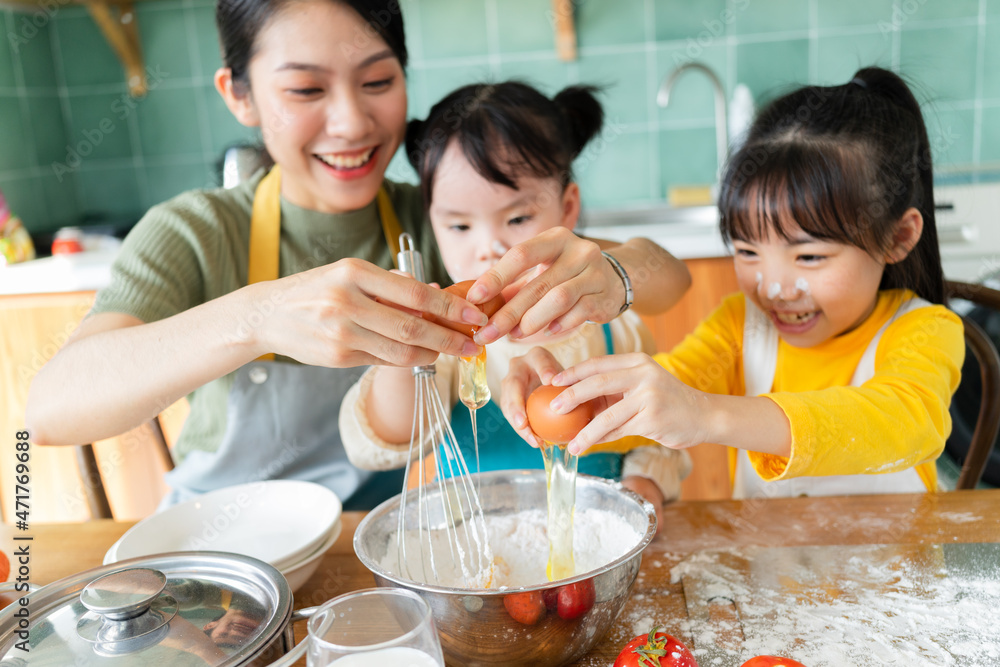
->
xmin=525 ymin=384 xmax=594 ymax=446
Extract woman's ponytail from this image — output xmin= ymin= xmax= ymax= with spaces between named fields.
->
xmin=404 ymin=118 xmax=426 ymax=171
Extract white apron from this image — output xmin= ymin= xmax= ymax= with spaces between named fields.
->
xmin=732 ymin=295 xmax=932 ymax=499
xmin=161 ymin=167 xmax=407 ymax=510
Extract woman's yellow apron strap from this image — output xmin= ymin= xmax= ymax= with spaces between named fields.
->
xmin=248 ymin=166 xmax=404 ymax=360
xmin=377 ymin=186 xmax=403 ymax=261
xmin=248 ymin=165 xmax=283 ymax=288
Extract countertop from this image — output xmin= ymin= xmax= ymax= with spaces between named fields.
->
xmin=10 ymin=490 xmax=1000 ymax=665
xmin=0 ymin=247 xmax=119 ymax=296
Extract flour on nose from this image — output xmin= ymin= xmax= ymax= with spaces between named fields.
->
xmin=491 ymin=240 xmax=509 ymax=256
xmin=767 ymin=282 xmax=782 ymax=300
xmin=795 ymin=277 xmax=810 ymax=295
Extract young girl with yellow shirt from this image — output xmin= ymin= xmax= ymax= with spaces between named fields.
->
xmin=501 ymin=67 xmax=966 ymax=498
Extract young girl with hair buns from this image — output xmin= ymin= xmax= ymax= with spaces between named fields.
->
xmin=341 ymin=81 xmax=693 ymax=516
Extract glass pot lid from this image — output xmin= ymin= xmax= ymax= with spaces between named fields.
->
xmin=0 ymin=551 xmax=292 ymax=666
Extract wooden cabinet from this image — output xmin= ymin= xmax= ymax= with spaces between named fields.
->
xmin=0 ymin=291 xmax=182 ymax=523
xmin=639 ymin=256 xmax=739 ymax=501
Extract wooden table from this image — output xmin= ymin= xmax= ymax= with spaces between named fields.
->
xmin=9 ymin=490 xmax=1000 ymax=665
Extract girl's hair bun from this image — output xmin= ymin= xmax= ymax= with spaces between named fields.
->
xmin=406 ymin=80 xmax=607 ymax=206
xmin=553 ymin=85 xmax=604 ymax=159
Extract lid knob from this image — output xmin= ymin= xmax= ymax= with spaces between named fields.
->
xmin=81 ymin=568 xmax=166 ymax=620
xmin=77 ymin=568 xmax=177 ymax=647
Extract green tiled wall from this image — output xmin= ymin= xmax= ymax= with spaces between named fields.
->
xmin=0 ymin=10 xmax=77 ymax=232
xmin=2 ymin=0 xmax=999 ymax=233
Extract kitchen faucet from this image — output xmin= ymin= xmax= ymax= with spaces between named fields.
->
xmin=657 ymin=62 xmax=728 ymax=179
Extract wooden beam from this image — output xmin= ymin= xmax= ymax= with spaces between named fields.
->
xmin=85 ymin=0 xmax=146 ymax=97
xmin=3 ymin=0 xmax=150 ymax=96
xmin=551 ymin=0 xmax=577 ymax=62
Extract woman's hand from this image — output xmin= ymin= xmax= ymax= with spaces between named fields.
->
xmin=499 ymin=346 xmax=567 ymax=448
xmin=467 ymin=227 xmax=626 ymax=345
xmin=546 ymin=353 xmax=709 ymax=455
xmin=254 ymin=258 xmax=486 ymax=368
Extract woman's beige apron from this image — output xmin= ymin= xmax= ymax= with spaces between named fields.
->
xmin=732 ymin=295 xmax=932 ymax=499
xmin=162 ymin=167 xmax=406 ymax=510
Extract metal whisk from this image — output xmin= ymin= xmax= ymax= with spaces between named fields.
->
xmin=395 ymin=233 xmax=494 ymax=589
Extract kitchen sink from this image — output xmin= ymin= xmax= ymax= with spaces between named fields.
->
xmin=579 ymin=204 xmax=728 ymax=260
xmin=580 ymin=203 xmax=718 ymax=229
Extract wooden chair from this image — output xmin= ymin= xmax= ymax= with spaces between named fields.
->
xmin=1 ymin=290 xmax=180 ymax=522
xmin=76 ymin=415 xmax=175 ymax=519
xmin=945 ymin=280 xmax=1000 ymax=490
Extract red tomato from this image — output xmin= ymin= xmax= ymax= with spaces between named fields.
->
xmin=0 ymin=550 xmax=8 ymax=582
xmin=613 ymin=626 xmax=698 ymax=667
xmin=503 ymin=590 xmax=545 ymax=625
xmin=556 ymin=579 xmax=595 ymax=620
xmin=542 ymin=587 xmax=558 ymax=610
xmin=740 ymin=658 xmax=808 ymax=667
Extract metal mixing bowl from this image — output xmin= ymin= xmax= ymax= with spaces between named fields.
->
xmin=354 ymin=470 xmax=657 ymax=667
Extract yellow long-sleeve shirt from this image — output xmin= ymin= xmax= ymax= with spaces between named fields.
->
xmin=653 ymin=289 xmax=965 ymax=491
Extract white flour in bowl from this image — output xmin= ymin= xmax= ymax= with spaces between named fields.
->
xmin=381 ymin=508 xmax=641 ymax=589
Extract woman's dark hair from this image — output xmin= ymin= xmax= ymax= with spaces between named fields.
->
xmin=216 ymin=0 xmax=407 ymax=90
xmin=718 ymin=67 xmax=944 ymax=304
xmin=405 ymin=82 xmax=604 ymax=207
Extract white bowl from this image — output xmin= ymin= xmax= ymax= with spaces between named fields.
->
xmin=111 ymin=480 xmax=342 ymax=569
xmin=280 ymin=518 xmax=342 ymax=592
xmin=102 ymin=534 xmax=124 ymax=565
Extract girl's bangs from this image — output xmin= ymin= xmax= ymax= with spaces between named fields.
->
xmin=719 ymin=141 xmax=879 ymax=252
xmin=461 ymin=112 xmax=565 ymax=190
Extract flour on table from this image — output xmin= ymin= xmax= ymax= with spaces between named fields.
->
xmin=381 ymin=508 xmax=641 ymax=589
xmin=670 ymin=544 xmax=1000 ymax=666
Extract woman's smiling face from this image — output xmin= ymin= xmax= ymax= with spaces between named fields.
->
xmin=240 ymin=0 xmax=407 ymax=213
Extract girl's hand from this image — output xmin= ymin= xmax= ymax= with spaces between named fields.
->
xmin=253 ymin=258 xmax=486 ymax=368
xmin=548 ymin=353 xmax=708 ymax=455
xmin=499 ymin=347 xmax=567 ymax=448
xmin=467 ymin=227 xmax=626 ymax=344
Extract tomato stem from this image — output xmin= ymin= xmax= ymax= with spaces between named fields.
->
xmin=632 ymin=625 xmax=671 ymax=667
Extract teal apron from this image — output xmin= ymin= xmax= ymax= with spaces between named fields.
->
xmin=162 ymin=167 xmax=406 ymax=510
xmin=447 ymin=323 xmax=622 ymax=479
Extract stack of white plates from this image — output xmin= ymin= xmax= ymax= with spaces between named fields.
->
xmin=104 ymin=480 xmax=342 ymax=592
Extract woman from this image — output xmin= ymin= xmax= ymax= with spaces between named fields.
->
xmin=26 ymin=0 xmax=687 ymax=509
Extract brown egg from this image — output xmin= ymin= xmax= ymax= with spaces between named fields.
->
xmin=425 ymin=279 xmax=506 ymax=337
xmin=525 ymin=384 xmax=593 ymax=445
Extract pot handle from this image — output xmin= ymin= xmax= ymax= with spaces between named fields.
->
xmin=270 ymin=605 xmax=321 ymax=666
xmin=267 ymin=636 xmax=307 ymax=667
